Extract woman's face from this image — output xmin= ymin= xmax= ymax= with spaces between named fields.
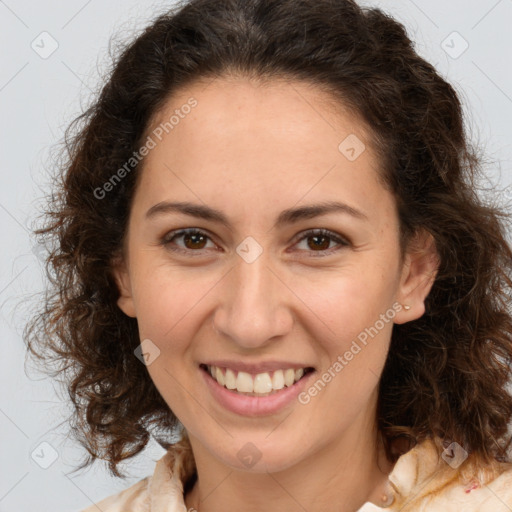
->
xmin=114 ymin=76 xmax=435 ymax=473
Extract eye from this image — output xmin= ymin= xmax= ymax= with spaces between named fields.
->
xmin=292 ymin=228 xmax=350 ymax=256
xmin=161 ymin=227 xmax=350 ymax=257
xmin=161 ymin=228 xmax=218 ymax=255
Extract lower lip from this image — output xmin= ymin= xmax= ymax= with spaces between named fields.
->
xmin=200 ymin=366 xmax=316 ymax=416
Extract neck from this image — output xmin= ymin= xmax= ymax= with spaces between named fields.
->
xmin=184 ymin=409 xmax=395 ymax=512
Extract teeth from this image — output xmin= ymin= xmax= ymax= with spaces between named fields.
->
xmin=236 ymin=371 xmax=254 ymax=392
xmin=206 ymin=365 xmax=310 ymax=395
xmin=215 ymin=367 xmax=225 ymax=387
xmin=225 ymin=368 xmax=237 ymax=390
xmin=284 ymin=368 xmax=295 ymax=387
xmin=272 ymin=370 xmax=285 ymax=390
xmin=254 ymin=372 xmax=273 ymax=393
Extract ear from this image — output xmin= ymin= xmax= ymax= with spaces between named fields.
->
xmin=111 ymin=255 xmax=137 ymax=318
xmin=394 ymin=229 xmax=439 ymax=325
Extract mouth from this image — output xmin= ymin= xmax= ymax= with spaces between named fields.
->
xmin=199 ymin=363 xmax=315 ymax=397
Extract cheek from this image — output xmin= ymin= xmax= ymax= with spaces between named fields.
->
xmin=297 ymin=262 xmax=397 ymax=345
xmin=132 ymin=270 xmax=213 ymax=406
xmin=302 ymin=271 xmax=396 ymax=408
xmin=130 ymin=239 xmax=400 ymax=353
xmin=131 ymin=262 xmax=221 ymax=346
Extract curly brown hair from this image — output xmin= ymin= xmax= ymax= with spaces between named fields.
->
xmin=25 ymin=0 xmax=512 ymax=478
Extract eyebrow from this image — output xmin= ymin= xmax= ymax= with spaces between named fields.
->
xmin=145 ymin=200 xmax=368 ymax=228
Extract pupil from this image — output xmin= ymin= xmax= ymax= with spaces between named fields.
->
xmin=185 ymin=233 xmax=206 ymax=249
xmin=308 ymin=235 xmax=329 ymax=250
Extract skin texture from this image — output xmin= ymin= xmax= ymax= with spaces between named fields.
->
xmin=114 ymin=76 xmax=438 ymax=511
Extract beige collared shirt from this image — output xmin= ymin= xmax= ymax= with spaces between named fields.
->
xmin=81 ymin=433 xmax=512 ymax=511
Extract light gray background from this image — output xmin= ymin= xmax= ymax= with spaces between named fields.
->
xmin=1 ymin=1 xmax=511 ymax=511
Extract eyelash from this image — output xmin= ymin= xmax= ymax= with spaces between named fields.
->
xmin=160 ymin=228 xmax=350 ymax=257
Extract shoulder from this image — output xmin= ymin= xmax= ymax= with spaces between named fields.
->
xmin=79 ymin=434 xmax=196 ymax=512
xmin=388 ymin=437 xmax=512 ymax=511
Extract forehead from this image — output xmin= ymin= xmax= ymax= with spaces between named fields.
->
xmin=134 ymin=77 xmax=394 ymax=228
xmin=149 ymin=76 xmax=371 ymax=158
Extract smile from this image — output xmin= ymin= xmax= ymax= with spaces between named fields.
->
xmin=201 ymin=364 xmax=315 ymax=396
xmin=199 ymin=362 xmax=316 ymax=416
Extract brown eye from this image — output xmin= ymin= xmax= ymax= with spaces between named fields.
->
xmin=182 ymin=231 xmax=208 ymax=249
xmin=295 ymin=229 xmax=349 ymax=255
xmin=162 ymin=229 xmax=216 ymax=254
xmin=306 ymin=234 xmax=331 ymax=251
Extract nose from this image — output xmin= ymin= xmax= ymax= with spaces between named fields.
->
xmin=212 ymin=254 xmax=294 ymax=350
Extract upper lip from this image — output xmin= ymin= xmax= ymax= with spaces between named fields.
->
xmin=201 ymin=360 xmax=315 ymax=374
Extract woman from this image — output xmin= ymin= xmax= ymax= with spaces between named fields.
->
xmin=25 ymin=0 xmax=512 ymax=510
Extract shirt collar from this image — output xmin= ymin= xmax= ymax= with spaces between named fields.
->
xmin=148 ymin=432 xmax=450 ymax=511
